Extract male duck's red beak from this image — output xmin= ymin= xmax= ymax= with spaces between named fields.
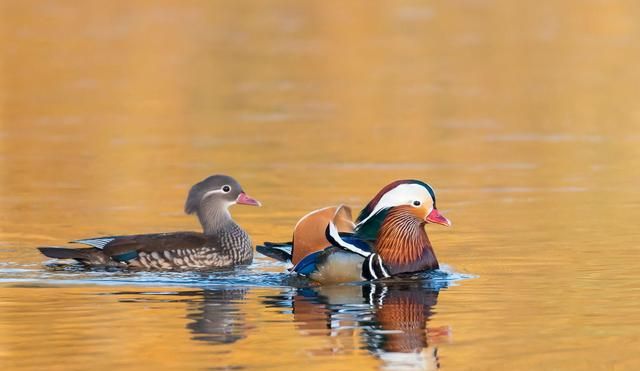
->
xmin=236 ymin=192 xmax=261 ymax=207
xmin=426 ymin=208 xmax=451 ymax=227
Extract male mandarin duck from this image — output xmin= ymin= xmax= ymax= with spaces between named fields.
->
xmin=38 ymin=175 xmax=261 ymax=270
xmin=257 ymin=179 xmax=451 ymax=283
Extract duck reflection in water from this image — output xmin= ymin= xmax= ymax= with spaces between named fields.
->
xmin=263 ymin=279 xmax=451 ymax=370
xmin=184 ymin=289 xmax=248 ymax=344
xmin=114 ymin=288 xmax=249 ymax=345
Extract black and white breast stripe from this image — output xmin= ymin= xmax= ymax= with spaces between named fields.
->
xmin=361 ymin=253 xmax=391 ymax=280
xmin=324 ymin=221 xmax=391 ymax=280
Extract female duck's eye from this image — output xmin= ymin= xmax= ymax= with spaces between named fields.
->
xmin=222 ymin=185 xmax=231 ymax=193
xmin=412 ymin=200 xmax=421 ymax=207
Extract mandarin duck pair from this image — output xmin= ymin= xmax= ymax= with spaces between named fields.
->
xmin=38 ymin=175 xmax=450 ymax=283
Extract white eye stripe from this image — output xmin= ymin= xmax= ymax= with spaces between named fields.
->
xmin=357 ymin=184 xmax=434 ymax=226
xmin=202 ymin=185 xmax=234 ymax=199
xmin=202 ymin=189 xmax=224 ymax=199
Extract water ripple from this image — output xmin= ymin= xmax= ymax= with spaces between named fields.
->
xmin=0 ymin=261 xmax=474 ymax=289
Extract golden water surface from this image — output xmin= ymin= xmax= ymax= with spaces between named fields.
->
xmin=1 ymin=1 xmax=640 ymax=370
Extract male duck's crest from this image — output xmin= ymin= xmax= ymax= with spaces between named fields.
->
xmin=356 ymin=179 xmax=437 ymax=224
xmin=355 ymin=179 xmax=449 ymax=241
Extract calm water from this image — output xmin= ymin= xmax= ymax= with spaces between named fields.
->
xmin=1 ymin=1 xmax=640 ymax=370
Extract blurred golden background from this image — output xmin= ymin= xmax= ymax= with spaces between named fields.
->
xmin=1 ymin=1 xmax=639 ymax=370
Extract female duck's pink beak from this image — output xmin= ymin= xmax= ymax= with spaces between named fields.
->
xmin=426 ymin=208 xmax=451 ymax=226
xmin=236 ymin=192 xmax=261 ymax=207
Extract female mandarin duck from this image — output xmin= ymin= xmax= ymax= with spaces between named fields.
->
xmin=38 ymin=175 xmax=261 ymax=270
xmin=257 ymin=179 xmax=450 ymax=283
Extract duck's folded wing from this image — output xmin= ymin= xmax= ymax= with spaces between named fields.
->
xmin=101 ymin=232 xmax=209 ymax=262
xmin=291 ymin=250 xmax=324 ymax=276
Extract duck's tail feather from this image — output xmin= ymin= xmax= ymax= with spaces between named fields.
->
xmin=256 ymin=242 xmax=292 ymax=263
xmin=38 ymin=247 xmax=100 ymax=262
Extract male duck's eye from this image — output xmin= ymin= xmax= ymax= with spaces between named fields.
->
xmin=222 ymin=185 xmax=231 ymax=193
xmin=412 ymin=200 xmax=421 ymax=207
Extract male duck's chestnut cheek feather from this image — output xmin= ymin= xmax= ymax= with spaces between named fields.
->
xmin=375 ymin=207 xmax=439 ymax=273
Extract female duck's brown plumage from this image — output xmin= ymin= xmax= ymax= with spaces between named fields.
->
xmin=38 ymin=174 xmax=261 ymax=270
xmin=257 ymin=179 xmax=451 ymax=283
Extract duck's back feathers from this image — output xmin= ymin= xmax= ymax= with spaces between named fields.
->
xmin=100 ymin=232 xmax=207 ymax=257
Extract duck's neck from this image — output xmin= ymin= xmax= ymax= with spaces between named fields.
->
xmin=197 ymin=203 xmax=236 ymax=235
xmin=374 ymin=209 xmax=439 ymax=274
